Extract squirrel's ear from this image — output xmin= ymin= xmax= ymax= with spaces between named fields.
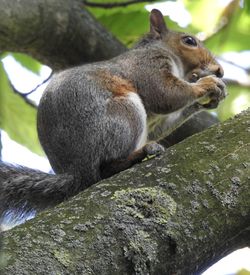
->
xmin=150 ymin=9 xmax=168 ymax=38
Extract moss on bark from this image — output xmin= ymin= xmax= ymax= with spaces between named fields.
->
xmin=1 ymin=109 xmax=250 ymax=275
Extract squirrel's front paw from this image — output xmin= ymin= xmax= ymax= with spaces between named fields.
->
xmin=143 ymin=142 xmax=165 ymax=156
xmin=193 ymin=75 xmax=227 ymax=109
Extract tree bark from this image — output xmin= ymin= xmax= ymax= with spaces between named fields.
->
xmin=1 ymin=109 xmax=249 ymax=275
xmin=0 ymin=0 xmax=126 ymax=70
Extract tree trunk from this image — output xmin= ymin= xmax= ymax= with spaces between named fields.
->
xmin=1 ymin=109 xmax=249 ymax=275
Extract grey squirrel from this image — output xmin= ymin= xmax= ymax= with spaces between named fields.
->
xmin=0 ymin=9 xmax=226 ymax=217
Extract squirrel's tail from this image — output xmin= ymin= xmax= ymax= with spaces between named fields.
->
xmin=0 ymin=162 xmax=74 ymax=219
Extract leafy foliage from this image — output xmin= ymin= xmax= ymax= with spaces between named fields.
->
xmin=90 ymin=8 xmax=149 ymax=47
xmin=237 ymin=269 xmax=250 ymax=275
xmin=204 ymin=1 xmax=250 ymax=53
xmin=11 ymin=53 xmax=41 ymax=75
xmin=0 ymin=61 xmax=43 ymax=155
xmin=87 ymin=1 xmax=192 ymax=47
xmin=87 ymin=2 xmax=156 ymax=47
xmin=217 ymin=84 xmax=250 ymax=121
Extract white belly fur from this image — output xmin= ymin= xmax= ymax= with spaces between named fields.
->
xmin=128 ymin=93 xmax=147 ymax=150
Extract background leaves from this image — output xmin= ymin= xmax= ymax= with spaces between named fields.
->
xmin=11 ymin=53 xmax=41 ymax=75
xmin=0 ymin=60 xmax=42 ymax=155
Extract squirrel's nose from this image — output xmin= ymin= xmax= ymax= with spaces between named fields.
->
xmin=208 ymin=64 xmax=224 ymax=78
xmin=215 ymin=65 xmax=224 ymax=78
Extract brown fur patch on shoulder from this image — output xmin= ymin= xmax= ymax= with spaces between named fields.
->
xmin=95 ymin=70 xmax=136 ymax=97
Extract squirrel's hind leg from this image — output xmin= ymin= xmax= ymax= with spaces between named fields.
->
xmin=100 ymin=142 xmax=164 ymax=179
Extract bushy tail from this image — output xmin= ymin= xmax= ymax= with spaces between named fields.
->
xmin=0 ymin=162 xmax=74 ymax=219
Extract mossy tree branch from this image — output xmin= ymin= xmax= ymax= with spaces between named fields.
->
xmin=1 ymin=109 xmax=250 ymax=275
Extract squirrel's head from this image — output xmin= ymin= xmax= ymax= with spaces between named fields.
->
xmin=148 ymin=9 xmax=224 ymax=82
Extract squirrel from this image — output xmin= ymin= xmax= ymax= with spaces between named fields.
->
xmin=0 ymin=9 xmax=226 ymax=218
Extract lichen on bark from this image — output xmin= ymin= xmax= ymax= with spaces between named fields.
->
xmin=112 ymin=187 xmax=177 ymax=224
xmin=1 ymin=109 xmax=250 ymax=274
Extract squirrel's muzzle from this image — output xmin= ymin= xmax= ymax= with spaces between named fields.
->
xmin=207 ymin=63 xmax=224 ymax=78
xmin=187 ymin=63 xmax=224 ymax=83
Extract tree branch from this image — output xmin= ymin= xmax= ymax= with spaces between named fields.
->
xmin=0 ymin=0 xmax=126 ymax=70
xmin=9 ymin=82 xmax=37 ymax=108
xmin=1 ymin=109 xmax=250 ymax=274
xmin=22 ymin=72 xmax=53 ymax=97
xmin=8 ymin=71 xmax=53 ymax=108
xmin=224 ymin=78 xmax=250 ymax=88
xmin=83 ymin=0 xmax=157 ymax=8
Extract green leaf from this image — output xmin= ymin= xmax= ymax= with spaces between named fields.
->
xmin=0 ymin=61 xmax=44 ymax=155
xmin=183 ymin=0 xmax=250 ymax=54
xmin=86 ymin=0 xmax=171 ymax=11
xmin=183 ymin=0 xmax=232 ymax=34
xmin=237 ymin=268 xmax=250 ymax=275
xmin=87 ymin=3 xmax=149 ymax=46
xmin=205 ymin=7 xmax=250 ymax=54
xmin=96 ymin=10 xmax=149 ymax=46
xmin=89 ymin=6 xmax=183 ymax=47
xmin=244 ymin=0 xmax=250 ymax=14
xmin=11 ymin=53 xmax=41 ymax=75
xmin=216 ymin=84 xmax=250 ymax=121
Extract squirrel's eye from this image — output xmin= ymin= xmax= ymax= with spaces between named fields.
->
xmin=182 ymin=36 xmax=197 ymax=47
